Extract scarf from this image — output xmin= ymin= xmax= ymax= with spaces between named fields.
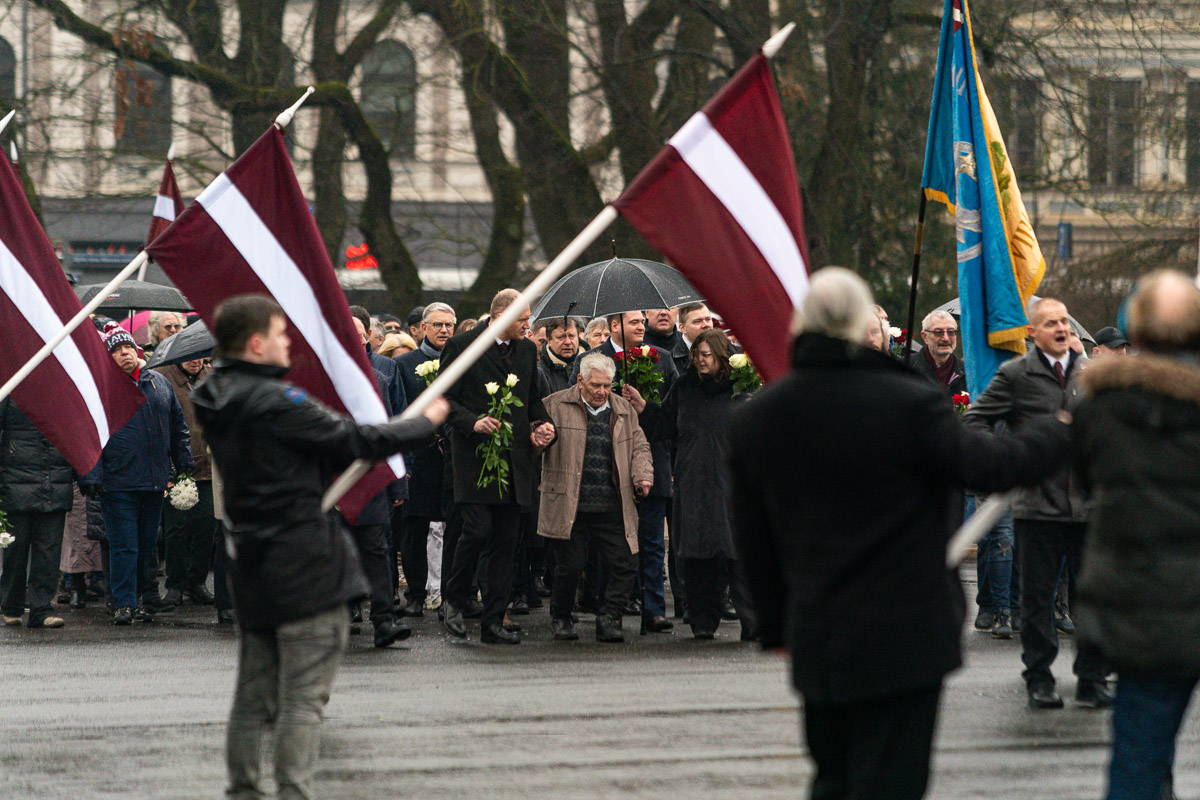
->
xmin=418 ymin=339 xmax=441 ymax=360
xmin=923 ymin=346 xmax=956 ymax=386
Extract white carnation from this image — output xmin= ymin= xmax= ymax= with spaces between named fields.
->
xmin=889 ymin=327 xmax=903 ymax=339
xmin=169 ymin=476 xmax=200 ymax=511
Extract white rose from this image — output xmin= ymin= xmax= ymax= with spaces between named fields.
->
xmin=0 ymin=531 xmax=13 ymax=549
xmin=485 ymin=382 xmax=500 ymax=395
xmin=416 ymin=359 xmax=439 ymax=377
xmin=729 ymin=353 xmax=749 ymax=369
xmin=889 ymin=327 xmax=902 ymax=339
xmin=506 ymin=374 xmax=519 ymax=388
xmin=640 ymin=345 xmax=652 ymax=357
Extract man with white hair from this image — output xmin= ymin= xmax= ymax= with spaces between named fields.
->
xmin=147 ymin=311 xmax=184 ymax=354
xmin=538 ymin=351 xmax=652 ymax=643
xmin=729 ymin=267 xmax=1072 ymax=799
xmin=910 ymin=309 xmax=967 ymax=396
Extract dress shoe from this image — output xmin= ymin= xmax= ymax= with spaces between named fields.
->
xmin=692 ymin=628 xmax=716 ymax=640
xmin=526 ymin=593 xmax=544 ymax=609
xmin=623 ymin=598 xmax=642 ymax=617
xmin=991 ymin=612 xmax=1014 ymax=639
xmin=28 ymin=616 xmax=64 ymax=629
xmin=134 ymin=606 xmax=155 ymax=623
xmin=532 ymin=576 xmax=551 ymax=598
xmin=502 ymin=612 xmax=522 ymax=633
xmin=1027 ymin=683 xmax=1064 ymax=709
xmin=509 ymin=597 xmax=530 ymax=616
xmin=596 ymin=615 xmax=624 ymax=643
xmin=187 ymin=584 xmax=215 ymax=605
xmin=68 ymin=591 xmax=86 ymax=610
xmin=111 ymin=607 xmax=134 ymax=626
xmin=641 ymin=615 xmax=673 ymax=634
xmin=441 ymin=601 xmax=467 ymax=638
xmin=399 ymin=599 xmax=424 ymax=618
xmin=373 ymin=621 xmax=412 ymax=648
xmin=463 ymin=599 xmax=484 ymax=619
xmin=720 ymin=596 xmax=738 ymax=621
xmin=974 ymin=608 xmax=996 ymax=630
xmin=1055 ymin=611 xmax=1076 ymax=636
xmin=1076 ymin=679 xmax=1114 ymax=709
xmin=481 ymin=622 xmax=520 ymax=644
xmin=551 ymin=617 xmax=579 ymax=641
xmin=217 ymin=609 xmax=236 ymax=625
xmin=141 ymin=594 xmax=176 ymax=614
xmin=164 ymin=588 xmax=184 ymax=606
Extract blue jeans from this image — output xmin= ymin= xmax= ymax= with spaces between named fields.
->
xmin=101 ymin=490 xmax=165 ymax=609
xmin=976 ymin=511 xmax=1014 ymax=613
xmin=1107 ymin=674 xmax=1197 ymax=800
xmin=637 ymin=497 xmax=668 ymax=620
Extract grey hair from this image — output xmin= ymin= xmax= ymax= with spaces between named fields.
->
xmin=148 ymin=310 xmax=184 ymax=343
xmin=921 ymin=309 xmax=956 ymax=332
xmin=792 ymin=267 xmax=875 ymax=343
xmin=370 ymin=319 xmax=386 ymax=338
xmin=422 ymin=302 xmax=456 ymax=323
xmin=584 ymin=317 xmax=608 ymax=338
xmin=578 ymin=351 xmax=616 ymax=382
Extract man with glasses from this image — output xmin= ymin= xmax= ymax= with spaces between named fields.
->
xmin=378 ymin=314 xmax=405 ymax=336
xmin=909 ymin=310 xmax=967 ymax=396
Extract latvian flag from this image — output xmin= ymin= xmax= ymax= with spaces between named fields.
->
xmin=614 ymin=53 xmax=810 ymax=382
xmin=147 ymin=126 xmax=400 ymax=521
xmin=146 ymin=157 xmax=185 ymax=248
xmin=0 ymin=149 xmax=144 ymax=473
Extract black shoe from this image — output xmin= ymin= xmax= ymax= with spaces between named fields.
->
xmin=509 ymin=597 xmax=531 ymax=616
xmin=692 ymin=628 xmax=716 ymax=640
xmin=134 ymin=606 xmax=155 ymax=623
xmin=187 ymin=584 xmax=215 ymax=605
xmin=526 ymin=593 xmax=544 ymax=609
xmin=1055 ymin=611 xmax=1076 ymax=636
xmin=673 ymin=600 xmax=687 ymax=619
xmin=463 ymin=599 xmax=484 ymax=619
xmin=551 ymin=617 xmax=579 ymax=641
xmin=111 ymin=607 xmax=134 ymax=626
xmin=217 ymin=609 xmax=236 ymax=625
xmin=142 ymin=595 xmax=175 ymax=613
xmin=623 ymin=598 xmax=642 ymax=617
xmin=596 ymin=615 xmax=624 ymax=643
xmin=991 ymin=612 xmax=1014 ymax=639
xmin=69 ymin=591 xmax=86 ymax=610
xmin=502 ymin=612 xmax=521 ymax=633
xmin=642 ymin=615 xmax=673 ymax=634
xmin=164 ymin=588 xmax=184 ymax=606
xmin=532 ymin=576 xmax=551 ymax=598
xmin=1076 ymin=679 xmax=1113 ymax=709
xmin=399 ymin=599 xmax=424 ymax=618
xmin=1011 ymin=613 xmax=1023 ymax=634
xmin=481 ymin=622 xmax=520 ymax=644
xmin=373 ymin=621 xmax=412 ymax=648
xmin=720 ymin=597 xmax=738 ymax=621
xmin=1027 ymin=683 xmax=1064 ymax=709
xmin=575 ymin=598 xmax=601 ymax=617
xmin=441 ymin=601 xmax=466 ymax=638
xmin=974 ymin=608 xmax=996 ymax=630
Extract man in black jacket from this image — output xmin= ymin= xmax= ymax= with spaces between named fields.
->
xmin=439 ymin=289 xmax=555 ymax=644
xmin=730 ymin=268 xmax=1071 ymax=800
xmin=907 ymin=309 xmax=968 ymax=396
xmin=535 ymin=317 xmax=580 ymax=396
xmin=192 ymin=295 xmax=446 ymax=800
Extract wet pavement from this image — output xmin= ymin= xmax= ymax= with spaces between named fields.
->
xmin=1 ymin=568 xmax=1197 ymax=799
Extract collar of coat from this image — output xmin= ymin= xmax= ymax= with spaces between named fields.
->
xmin=418 ymin=339 xmax=441 ymax=360
xmin=1079 ymin=352 xmax=1200 ymax=407
xmin=558 ymin=383 xmax=633 ymax=417
xmin=212 ymin=357 xmax=290 ymax=381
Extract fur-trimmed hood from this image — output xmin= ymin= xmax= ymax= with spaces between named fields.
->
xmin=1078 ymin=353 xmax=1200 ymax=408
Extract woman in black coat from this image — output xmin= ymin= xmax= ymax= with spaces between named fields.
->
xmin=655 ymin=328 xmax=755 ymax=639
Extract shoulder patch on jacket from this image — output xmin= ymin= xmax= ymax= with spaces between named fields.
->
xmin=284 ymin=387 xmax=308 ymax=405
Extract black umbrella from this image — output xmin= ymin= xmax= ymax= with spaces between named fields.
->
xmin=144 ymin=320 xmax=215 ymax=369
xmin=76 ymin=280 xmax=192 ymax=313
xmin=530 ymin=257 xmax=702 ymax=322
xmin=931 ymin=295 xmax=1094 ymax=344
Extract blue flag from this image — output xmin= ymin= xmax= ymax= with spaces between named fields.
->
xmin=921 ymin=0 xmax=1045 ymax=397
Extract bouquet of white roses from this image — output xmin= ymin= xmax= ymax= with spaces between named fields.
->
xmin=729 ymin=352 xmax=762 ymax=394
xmin=476 ymin=374 xmax=524 ymax=497
xmin=169 ymin=474 xmax=200 ymax=511
xmin=415 ymin=359 xmax=439 ymax=387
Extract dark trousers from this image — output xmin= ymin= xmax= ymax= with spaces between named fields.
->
xmin=445 ymin=502 xmax=520 ymax=628
xmin=400 ymin=513 xmax=430 ymax=602
xmin=347 ymin=524 xmax=394 ymax=627
xmin=440 ymin=504 xmax=462 ymax=599
xmin=666 ymin=504 xmax=685 ymax=615
xmin=637 ymin=496 xmax=668 ymax=619
xmin=0 ymin=511 xmax=66 ymax=625
xmin=214 ymin=524 xmax=233 ymax=613
xmin=511 ymin=510 xmax=537 ymax=602
xmin=162 ymin=480 xmax=216 ymax=592
xmin=684 ymin=557 xmax=756 ymax=635
xmin=803 ymin=681 xmax=942 ymax=800
xmin=102 ymin=490 xmax=165 ymax=610
xmin=1016 ymin=519 xmax=1106 ymax=686
xmin=1107 ymin=673 xmax=1197 ymax=800
xmin=550 ymin=510 xmax=637 ymax=621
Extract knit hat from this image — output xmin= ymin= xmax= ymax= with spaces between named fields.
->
xmin=102 ymin=321 xmax=137 ymax=354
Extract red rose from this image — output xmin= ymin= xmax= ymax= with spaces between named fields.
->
xmin=649 ymin=347 xmax=660 ymax=362
xmin=614 ymin=351 xmax=625 ymax=362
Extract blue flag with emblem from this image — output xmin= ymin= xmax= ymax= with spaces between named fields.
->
xmin=921 ymin=0 xmax=1046 ymax=397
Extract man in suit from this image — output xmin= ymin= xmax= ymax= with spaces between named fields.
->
xmin=440 ymin=289 xmax=555 ymax=644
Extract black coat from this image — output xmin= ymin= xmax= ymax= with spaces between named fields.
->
xmin=394 ymin=341 xmax=446 ymax=519
xmin=192 ymin=358 xmax=436 ymax=631
xmin=439 ymin=324 xmax=549 ymax=507
xmin=643 ymin=326 xmax=681 ymax=351
xmin=537 ymin=344 xmax=574 ymax=396
xmin=368 ymin=345 xmax=406 ymax=419
xmin=0 ymin=399 xmax=74 ymax=513
xmin=1073 ymin=354 xmax=1200 ymax=678
xmin=570 ymin=339 xmax=678 ymax=498
xmin=728 ymin=334 xmax=1070 ymax=705
xmin=907 ymin=349 xmax=968 ymax=397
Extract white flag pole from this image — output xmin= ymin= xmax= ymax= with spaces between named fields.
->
xmin=0 ymin=250 xmax=149 ymax=406
xmin=946 ymin=490 xmax=1017 ymax=568
xmin=321 ymin=205 xmax=620 ymax=512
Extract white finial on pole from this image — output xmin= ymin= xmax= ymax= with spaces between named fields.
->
xmin=9 ymin=142 xmax=16 ymax=163
xmin=762 ymin=22 xmax=797 ymax=59
xmin=0 ymin=110 xmax=15 ymax=137
xmin=274 ymin=87 xmax=315 ymax=130
xmin=166 ymin=142 xmax=175 ymax=161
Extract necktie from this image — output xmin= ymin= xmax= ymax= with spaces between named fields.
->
xmin=498 ymin=341 xmax=515 ymax=369
xmin=1054 ymin=361 xmax=1065 ymax=387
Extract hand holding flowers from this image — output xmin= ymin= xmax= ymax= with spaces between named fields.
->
xmin=729 ymin=352 xmax=762 ymax=394
xmin=415 ymin=359 xmax=439 ymax=387
xmin=613 ymin=345 xmax=663 ymax=405
xmin=476 ymin=374 xmax=525 ymax=496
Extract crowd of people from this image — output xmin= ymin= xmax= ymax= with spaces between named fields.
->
xmin=1 ymin=269 xmax=1197 ymax=800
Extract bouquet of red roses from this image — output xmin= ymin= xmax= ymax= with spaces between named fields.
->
xmin=952 ymin=392 xmax=970 ymax=415
xmin=613 ymin=345 xmax=664 ymax=406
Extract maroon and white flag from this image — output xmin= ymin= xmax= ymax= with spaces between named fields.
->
xmin=0 ymin=150 xmax=144 ymax=474
xmin=146 ymin=157 xmax=185 ymax=248
xmin=613 ymin=53 xmax=810 ymax=382
xmin=146 ymin=126 xmax=399 ymax=521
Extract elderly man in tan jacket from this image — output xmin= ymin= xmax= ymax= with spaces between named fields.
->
xmin=539 ymin=350 xmax=653 ymax=642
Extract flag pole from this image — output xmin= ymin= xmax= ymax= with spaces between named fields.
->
xmin=321 ymin=205 xmax=620 ymax=512
xmin=0 ymin=251 xmax=149 ymax=405
xmin=902 ymin=192 xmax=928 ymax=362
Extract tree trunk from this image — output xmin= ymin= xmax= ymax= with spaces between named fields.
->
xmin=312 ymin=108 xmax=349 ymax=269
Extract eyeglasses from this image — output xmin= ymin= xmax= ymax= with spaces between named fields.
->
xmin=425 ymin=321 xmax=455 ymax=329
xmin=925 ymin=329 xmax=957 ymax=339
xmin=162 ymin=324 xmax=182 ymax=332
xmin=383 ymin=325 xmax=403 ymax=333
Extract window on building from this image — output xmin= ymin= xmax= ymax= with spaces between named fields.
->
xmin=1186 ymin=80 xmax=1200 ymax=187
xmin=1087 ymin=78 xmax=1139 ymax=187
xmin=0 ymin=37 xmax=15 ymax=103
xmin=994 ymin=76 xmax=1041 ymax=182
xmin=114 ymin=55 xmax=172 ymax=155
xmin=360 ymin=40 xmax=416 ymax=158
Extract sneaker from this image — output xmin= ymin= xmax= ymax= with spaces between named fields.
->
xmin=991 ymin=612 xmax=1013 ymax=639
xmin=974 ymin=608 xmax=996 ymax=630
xmin=111 ymin=607 xmax=134 ymax=626
xmin=28 ymin=616 xmax=65 ymax=629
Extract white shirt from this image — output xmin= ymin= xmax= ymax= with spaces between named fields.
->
xmin=495 ymin=336 xmax=509 ymax=347
xmin=585 ymin=400 xmax=610 ymax=416
xmin=1042 ymin=351 xmax=1070 ymax=375
xmin=681 ymin=333 xmax=694 ymax=350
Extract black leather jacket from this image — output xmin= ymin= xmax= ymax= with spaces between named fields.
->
xmin=192 ymin=358 xmax=436 ymax=630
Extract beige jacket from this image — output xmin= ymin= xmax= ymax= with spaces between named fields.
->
xmin=537 ymin=385 xmax=653 ymax=552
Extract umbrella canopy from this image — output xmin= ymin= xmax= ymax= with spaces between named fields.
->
xmin=76 ymin=280 xmax=192 ymax=313
xmin=931 ymin=296 xmax=1094 ymax=344
xmin=144 ymin=320 xmax=215 ymax=369
xmin=531 ymin=257 xmax=702 ymax=322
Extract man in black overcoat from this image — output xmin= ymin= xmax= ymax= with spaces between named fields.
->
xmin=729 ymin=268 xmax=1071 ymax=800
xmin=439 ymin=289 xmax=555 ymax=644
